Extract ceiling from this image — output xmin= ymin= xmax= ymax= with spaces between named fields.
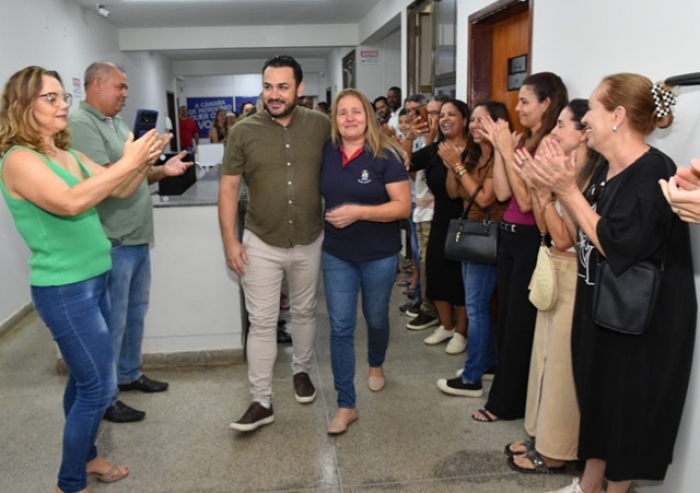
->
xmin=159 ymin=46 xmax=337 ymax=62
xmin=73 ymin=0 xmax=383 ymax=29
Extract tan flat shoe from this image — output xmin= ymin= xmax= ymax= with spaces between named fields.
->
xmin=54 ymin=488 xmax=89 ymax=493
xmin=86 ymin=456 xmax=130 ymax=483
xmin=327 ymin=407 xmax=359 ymax=435
xmin=368 ymin=367 xmax=385 ymax=392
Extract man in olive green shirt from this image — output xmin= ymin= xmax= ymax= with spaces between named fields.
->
xmin=219 ymin=56 xmax=330 ymax=432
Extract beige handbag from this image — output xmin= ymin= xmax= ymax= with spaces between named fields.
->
xmin=528 ymin=201 xmax=557 ymax=311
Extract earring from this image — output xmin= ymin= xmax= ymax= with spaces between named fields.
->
xmin=612 ymin=125 xmax=618 ymax=132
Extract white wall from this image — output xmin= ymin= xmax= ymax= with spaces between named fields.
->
xmin=0 ymin=0 xmax=174 ymax=324
xmin=325 ymin=47 xmax=356 ymax=102
xmin=355 ymin=29 xmax=401 ymax=101
xmin=531 ymin=1 xmax=700 ymax=491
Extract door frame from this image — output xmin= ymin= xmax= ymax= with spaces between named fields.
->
xmin=467 ymin=0 xmax=533 ymax=106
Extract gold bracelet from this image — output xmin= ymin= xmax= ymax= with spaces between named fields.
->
xmin=455 ymin=168 xmax=467 ymax=178
xmin=544 ymin=199 xmax=556 ymax=212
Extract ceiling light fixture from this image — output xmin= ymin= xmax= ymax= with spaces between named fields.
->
xmin=96 ymin=4 xmax=110 ymax=18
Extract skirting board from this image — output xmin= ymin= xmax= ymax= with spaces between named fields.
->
xmin=56 ymin=348 xmax=245 ymax=375
xmin=0 ymin=301 xmax=34 ymax=339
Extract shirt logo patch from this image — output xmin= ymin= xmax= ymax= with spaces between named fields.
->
xmin=357 ymin=169 xmax=372 ymax=184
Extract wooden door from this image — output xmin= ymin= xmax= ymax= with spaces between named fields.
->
xmin=468 ymin=0 xmax=532 ymax=132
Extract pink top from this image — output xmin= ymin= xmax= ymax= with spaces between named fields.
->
xmin=502 ymin=142 xmax=536 ymax=225
xmin=503 ymin=197 xmax=536 ymax=225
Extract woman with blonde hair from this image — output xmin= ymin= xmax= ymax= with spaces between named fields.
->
xmin=0 ymin=66 xmax=162 ymax=493
xmin=321 ymin=88 xmax=411 ymax=434
xmin=533 ymin=73 xmax=696 ymax=493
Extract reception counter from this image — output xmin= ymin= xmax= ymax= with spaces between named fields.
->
xmin=142 ymin=167 xmax=246 ymax=367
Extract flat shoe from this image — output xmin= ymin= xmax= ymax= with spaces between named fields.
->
xmin=327 ymin=408 xmax=359 ymax=434
xmin=88 ymin=465 xmax=130 ymax=483
xmin=368 ymin=375 xmax=385 ymax=392
xmin=506 ymin=448 xmax=566 ymax=475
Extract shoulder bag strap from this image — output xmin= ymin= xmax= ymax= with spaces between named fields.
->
xmin=457 ymin=184 xmax=483 ymax=221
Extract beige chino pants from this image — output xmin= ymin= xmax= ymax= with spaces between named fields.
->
xmin=241 ymin=230 xmax=323 ymax=403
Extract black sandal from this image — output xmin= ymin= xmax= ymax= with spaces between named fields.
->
xmin=504 ymin=437 xmax=535 ymax=457
xmin=471 ymin=408 xmax=498 ymax=422
xmin=506 ymin=447 xmax=566 ymax=474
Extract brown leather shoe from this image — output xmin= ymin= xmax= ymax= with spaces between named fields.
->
xmin=229 ymin=402 xmax=274 ymax=432
xmin=293 ymin=372 xmax=316 ymax=403
xmin=327 ymin=407 xmax=359 ymax=434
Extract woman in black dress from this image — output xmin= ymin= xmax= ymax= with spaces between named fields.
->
xmin=531 ymin=73 xmax=697 ymax=493
xmin=409 ymin=100 xmax=469 ymax=355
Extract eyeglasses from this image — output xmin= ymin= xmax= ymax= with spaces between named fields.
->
xmin=584 ymin=180 xmax=606 ymax=205
xmin=38 ymin=92 xmax=72 ymax=106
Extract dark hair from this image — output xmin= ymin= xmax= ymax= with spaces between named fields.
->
xmin=398 ymin=108 xmax=408 ymax=117
xmin=598 ymin=73 xmax=674 ymax=135
xmin=564 ymin=98 xmax=605 ymax=190
xmin=373 ymin=96 xmax=388 ymax=106
xmin=431 ymin=94 xmax=451 ymax=104
xmin=405 ymin=93 xmax=427 ymax=106
xmin=465 ymin=101 xmax=511 ymax=173
xmin=262 ymin=55 xmax=303 ymax=85
xmin=520 ymin=72 xmax=568 ymax=153
xmin=388 ymin=86 xmax=401 ymax=94
xmin=315 ymin=101 xmax=329 ymax=113
xmin=436 ymin=99 xmax=471 ymax=165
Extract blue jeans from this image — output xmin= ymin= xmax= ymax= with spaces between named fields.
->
xmin=408 ymin=204 xmax=422 ymax=300
xmin=31 ymin=274 xmax=115 ymax=493
xmin=461 ymin=261 xmax=498 ymax=383
xmin=322 ymin=252 xmax=397 ymax=408
xmin=107 ymin=244 xmax=151 ymax=404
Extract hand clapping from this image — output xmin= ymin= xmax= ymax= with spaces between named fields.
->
xmin=659 ymin=158 xmax=700 ymax=223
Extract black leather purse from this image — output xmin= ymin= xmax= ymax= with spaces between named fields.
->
xmin=593 ymin=257 xmax=662 ymax=335
xmin=590 ymin=164 xmax=668 ymax=336
xmin=443 ymin=185 xmax=499 ymax=264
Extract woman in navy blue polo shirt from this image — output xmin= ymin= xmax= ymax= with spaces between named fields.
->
xmin=321 ymin=88 xmax=411 ymax=435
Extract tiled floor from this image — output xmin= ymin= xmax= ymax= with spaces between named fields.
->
xmin=0 ymin=278 xmax=583 ymax=492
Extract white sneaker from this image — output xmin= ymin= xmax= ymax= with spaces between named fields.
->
xmin=423 ymin=326 xmax=455 ymax=345
xmin=544 ymin=478 xmax=587 ymax=493
xmin=445 ymin=332 xmax=467 ymax=354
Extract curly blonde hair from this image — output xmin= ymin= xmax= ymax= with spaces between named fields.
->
xmin=0 ymin=66 xmax=71 ymax=155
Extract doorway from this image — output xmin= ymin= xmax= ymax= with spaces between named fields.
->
xmin=468 ymin=0 xmax=532 ymax=132
xmin=342 ymin=50 xmax=356 ymax=89
xmin=166 ymin=91 xmax=177 ymax=152
xmin=407 ymin=0 xmax=433 ymax=96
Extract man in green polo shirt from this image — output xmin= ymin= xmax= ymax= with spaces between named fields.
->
xmin=69 ymin=61 xmax=192 ymax=424
xmin=219 ymin=55 xmax=330 ymax=432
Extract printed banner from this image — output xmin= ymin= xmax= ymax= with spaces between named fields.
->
xmin=186 ymin=97 xmax=234 ymax=138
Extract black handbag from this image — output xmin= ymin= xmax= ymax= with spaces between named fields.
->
xmin=590 ymin=162 xmax=668 ymax=336
xmin=593 ymin=257 xmax=662 ymax=335
xmin=443 ymin=185 xmax=499 ymax=264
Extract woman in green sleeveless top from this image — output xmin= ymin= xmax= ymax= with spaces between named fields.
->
xmin=0 ymin=66 xmax=163 ymax=493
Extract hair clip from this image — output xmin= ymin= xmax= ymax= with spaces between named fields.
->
xmin=651 ymin=84 xmax=676 ymax=118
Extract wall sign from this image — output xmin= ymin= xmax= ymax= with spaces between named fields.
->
xmin=186 ymin=97 xmax=234 ymax=138
xmin=507 ymin=54 xmax=528 ymax=91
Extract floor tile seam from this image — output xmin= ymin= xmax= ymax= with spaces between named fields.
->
xmin=310 ymin=349 xmax=345 ymax=493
